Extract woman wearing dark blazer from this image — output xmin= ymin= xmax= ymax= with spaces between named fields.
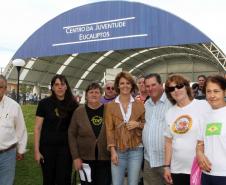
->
xmin=68 ymin=82 xmax=111 ymax=185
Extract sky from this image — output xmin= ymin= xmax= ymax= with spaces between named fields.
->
xmin=0 ymin=0 xmax=225 ymax=69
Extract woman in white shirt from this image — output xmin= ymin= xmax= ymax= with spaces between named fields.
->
xmin=196 ymin=75 xmax=226 ymax=185
xmin=163 ymin=74 xmax=210 ymax=185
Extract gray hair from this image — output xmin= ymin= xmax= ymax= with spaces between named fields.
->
xmin=105 ymin=81 xmax=114 ymax=87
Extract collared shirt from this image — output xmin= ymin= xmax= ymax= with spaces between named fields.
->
xmin=100 ymin=96 xmax=116 ymax=104
xmin=112 ymin=95 xmax=143 ymax=148
xmin=142 ymin=93 xmax=172 ymax=167
xmin=0 ymin=95 xmax=27 ymax=154
xmin=115 ymin=95 xmax=134 ymax=123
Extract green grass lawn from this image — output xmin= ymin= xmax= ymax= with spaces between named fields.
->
xmin=21 ymin=104 xmax=37 ymax=133
xmin=14 ymin=104 xmax=42 ymax=185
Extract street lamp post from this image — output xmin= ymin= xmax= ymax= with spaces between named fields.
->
xmin=12 ymin=59 xmax=25 ymax=103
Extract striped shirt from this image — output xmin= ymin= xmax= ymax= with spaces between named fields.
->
xmin=142 ymin=93 xmax=172 ymax=167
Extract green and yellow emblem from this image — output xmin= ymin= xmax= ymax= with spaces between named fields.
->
xmin=91 ymin=116 xmax=103 ymax=126
xmin=205 ymin=123 xmax=222 ymax=136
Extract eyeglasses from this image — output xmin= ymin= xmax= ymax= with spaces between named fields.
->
xmin=167 ymin=84 xmax=185 ymax=93
xmin=106 ymin=87 xmax=114 ymax=91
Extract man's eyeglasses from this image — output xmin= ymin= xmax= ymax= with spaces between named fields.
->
xmin=106 ymin=87 xmax=114 ymax=91
xmin=167 ymin=84 xmax=185 ymax=93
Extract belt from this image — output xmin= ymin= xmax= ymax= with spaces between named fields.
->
xmin=0 ymin=143 xmax=17 ymax=154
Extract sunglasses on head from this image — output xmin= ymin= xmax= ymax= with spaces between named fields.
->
xmin=106 ymin=87 xmax=114 ymax=90
xmin=167 ymin=84 xmax=185 ymax=93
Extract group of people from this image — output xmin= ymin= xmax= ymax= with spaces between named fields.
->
xmin=33 ymin=72 xmax=145 ymax=185
xmin=0 ymin=71 xmax=225 ymax=185
xmin=8 ymin=90 xmax=39 ymax=105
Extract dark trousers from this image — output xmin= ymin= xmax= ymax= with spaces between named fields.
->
xmin=171 ymin=173 xmax=190 ymax=185
xmin=80 ymin=160 xmax=111 ymax=185
xmin=202 ymin=173 xmax=226 ymax=185
xmin=40 ymin=146 xmax=72 ymax=185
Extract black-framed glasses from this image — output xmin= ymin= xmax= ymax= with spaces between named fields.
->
xmin=167 ymin=84 xmax=185 ymax=93
xmin=106 ymin=87 xmax=114 ymax=90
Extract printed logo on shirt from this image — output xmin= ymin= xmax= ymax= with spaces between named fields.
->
xmin=0 ymin=113 xmax=9 ymax=119
xmin=205 ymin=123 xmax=222 ymax=136
xmin=54 ymin=108 xmax=59 ymax=117
xmin=171 ymin=114 xmax=192 ymax=134
xmin=91 ymin=116 xmax=103 ymax=126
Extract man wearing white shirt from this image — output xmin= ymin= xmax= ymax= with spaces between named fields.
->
xmin=0 ymin=75 xmax=27 ymax=185
xmin=142 ymin=73 xmax=172 ymax=185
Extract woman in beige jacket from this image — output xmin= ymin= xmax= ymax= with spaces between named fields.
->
xmin=105 ymin=71 xmax=145 ymax=185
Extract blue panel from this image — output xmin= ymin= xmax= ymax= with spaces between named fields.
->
xmin=13 ymin=1 xmax=211 ymax=59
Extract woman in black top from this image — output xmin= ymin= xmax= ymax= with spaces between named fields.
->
xmin=68 ymin=82 xmax=111 ymax=185
xmin=34 ymin=75 xmax=78 ymax=185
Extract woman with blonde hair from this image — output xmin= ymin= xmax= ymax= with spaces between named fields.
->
xmin=105 ymin=71 xmax=145 ymax=185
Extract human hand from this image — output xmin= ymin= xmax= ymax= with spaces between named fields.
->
xmin=126 ymin=120 xmax=139 ymax=130
xmin=73 ymin=158 xmax=83 ymax=171
xmin=16 ymin=153 xmax=24 ymax=161
xmin=34 ymin=151 xmax=44 ymax=165
xmin=111 ymin=148 xmax=119 ymax=165
xmin=197 ymin=152 xmax=211 ymax=172
xmin=163 ymin=167 xmax=173 ymax=184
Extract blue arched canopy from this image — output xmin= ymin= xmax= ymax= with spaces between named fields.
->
xmin=13 ymin=1 xmax=211 ymax=59
xmin=6 ymin=1 xmax=224 ymax=90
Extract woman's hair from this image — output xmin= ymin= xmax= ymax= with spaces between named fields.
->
xmin=85 ymin=82 xmax=103 ymax=96
xmin=203 ymin=75 xmax=226 ymax=94
xmin=114 ymin=71 xmax=138 ymax=94
xmin=51 ymin=74 xmax=73 ymax=100
xmin=50 ymin=74 xmax=78 ymax=114
xmin=165 ymin=74 xmax=193 ymax=105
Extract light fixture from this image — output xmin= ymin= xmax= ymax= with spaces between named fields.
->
xmin=12 ymin=59 xmax=26 ymax=103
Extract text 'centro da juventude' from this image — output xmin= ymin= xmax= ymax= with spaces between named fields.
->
xmin=52 ymin=17 xmax=148 ymax=47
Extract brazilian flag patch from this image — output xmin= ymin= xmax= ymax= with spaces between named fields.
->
xmin=205 ymin=123 xmax=222 ymax=136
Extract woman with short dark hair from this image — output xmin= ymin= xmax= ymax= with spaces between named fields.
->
xmin=68 ymin=82 xmax=111 ymax=185
xmin=196 ymin=75 xmax=226 ymax=185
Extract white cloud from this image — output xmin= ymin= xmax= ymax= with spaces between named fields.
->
xmin=0 ymin=50 xmax=14 ymax=68
xmin=0 ymin=0 xmax=225 ymax=68
xmin=0 ymin=0 xmax=92 ymax=68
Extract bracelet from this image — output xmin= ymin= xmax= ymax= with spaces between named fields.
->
xmin=137 ymin=122 xmax=141 ymax=128
xmin=197 ymin=142 xmax=204 ymax=146
xmin=163 ymin=164 xmax=170 ymax=168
